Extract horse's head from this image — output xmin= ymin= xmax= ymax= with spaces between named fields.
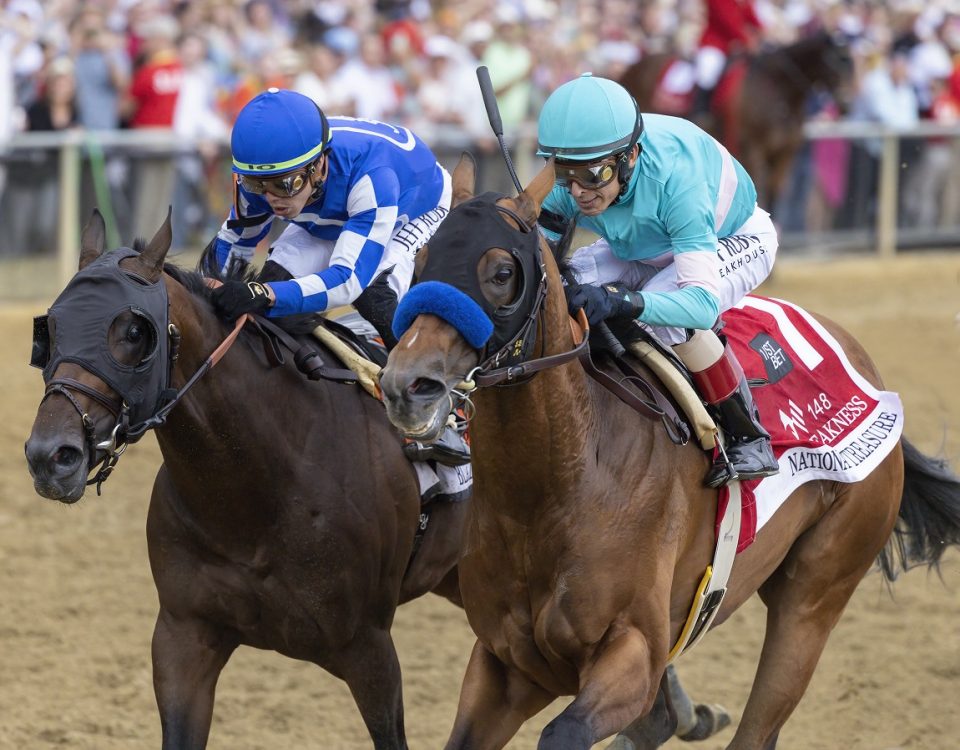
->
xmin=25 ymin=210 xmax=174 ymax=502
xmin=380 ymin=154 xmax=561 ymax=441
xmin=795 ymin=29 xmax=855 ymax=111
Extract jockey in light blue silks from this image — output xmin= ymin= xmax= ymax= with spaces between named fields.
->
xmin=210 ymin=88 xmax=470 ymax=499
xmin=538 ymin=73 xmax=779 ymax=488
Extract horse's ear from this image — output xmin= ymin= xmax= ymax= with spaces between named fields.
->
xmin=451 ymin=152 xmax=477 ymax=208
xmin=79 ymin=209 xmax=107 ymax=270
xmin=514 ymin=157 xmax=555 ymax=225
xmin=134 ymin=207 xmax=173 ymax=282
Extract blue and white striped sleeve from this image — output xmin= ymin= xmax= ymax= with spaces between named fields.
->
xmin=213 ymin=187 xmax=275 ymax=272
xmin=269 ymin=168 xmax=400 ymax=315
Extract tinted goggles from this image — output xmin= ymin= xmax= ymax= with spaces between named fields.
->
xmin=239 ymin=166 xmax=314 ymax=198
xmin=554 ymin=158 xmax=618 ymax=190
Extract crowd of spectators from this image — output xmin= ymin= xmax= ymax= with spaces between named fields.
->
xmin=1 ymin=0 xmax=960 ymax=252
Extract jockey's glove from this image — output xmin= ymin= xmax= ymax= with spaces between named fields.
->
xmin=211 ymin=280 xmax=273 ymax=320
xmin=564 ymin=282 xmax=644 ymax=327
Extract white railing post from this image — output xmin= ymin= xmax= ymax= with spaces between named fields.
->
xmin=876 ymin=131 xmax=899 ymax=259
xmin=57 ymin=132 xmax=81 ymax=285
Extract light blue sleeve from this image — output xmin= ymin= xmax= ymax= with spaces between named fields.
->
xmin=638 ymin=285 xmax=719 ymax=330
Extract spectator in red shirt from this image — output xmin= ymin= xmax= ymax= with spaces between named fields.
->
xmin=693 ymin=0 xmax=763 ymax=116
xmin=122 ymin=14 xmax=183 ymax=128
xmin=120 ymin=14 xmax=183 ymax=239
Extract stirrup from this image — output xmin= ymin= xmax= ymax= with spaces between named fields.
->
xmin=403 ymin=423 xmax=470 ymax=467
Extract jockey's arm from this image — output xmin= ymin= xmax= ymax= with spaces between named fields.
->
xmin=266 ymin=167 xmax=401 ymax=316
xmin=634 ymin=184 xmax=721 ymax=330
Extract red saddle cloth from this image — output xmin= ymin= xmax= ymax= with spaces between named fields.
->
xmin=716 ymin=296 xmax=904 ymax=551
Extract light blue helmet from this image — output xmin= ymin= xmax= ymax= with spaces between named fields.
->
xmin=536 ymin=73 xmax=643 ymax=162
xmin=231 ymin=88 xmax=331 ymax=176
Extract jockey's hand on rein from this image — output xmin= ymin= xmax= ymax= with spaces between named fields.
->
xmin=211 ymin=280 xmax=273 ymax=320
xmin=564 ymin=282 xmax=644 ymax=327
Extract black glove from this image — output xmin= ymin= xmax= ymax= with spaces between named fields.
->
xmin=564 ymin=282 xmax=644 ymax=326
xmin=211 ymin=280 xmax=273 ymax=320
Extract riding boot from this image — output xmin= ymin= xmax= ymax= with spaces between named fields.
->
xmin=353 ymin=268 xmax=400 ymax=349
xmin=674 ymin=330 xmax=778 ymax=488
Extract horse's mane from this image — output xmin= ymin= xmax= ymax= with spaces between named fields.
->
xmin=155 ymin=236 xmax=324 ymax=334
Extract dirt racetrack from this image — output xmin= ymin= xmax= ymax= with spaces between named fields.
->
xmin=2 ymin=253 xmax=959 ymax=750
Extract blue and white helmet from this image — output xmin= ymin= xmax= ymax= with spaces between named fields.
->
xmin=536 ymin=73 xmax=643 ymax=162
xmin=231 ymin=88 xmax=331 ymax=176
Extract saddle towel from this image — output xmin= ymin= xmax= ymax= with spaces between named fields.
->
xmin=717 ymin=296 xmax=904 ymax=551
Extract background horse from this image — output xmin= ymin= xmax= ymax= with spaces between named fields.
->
xmin=24 ymin=211 xmax=465 ymax=749
xmin=620 ymin=30 xmax=852 ymax=209
xmin=377 ymin=155 xmax=960 ymax=749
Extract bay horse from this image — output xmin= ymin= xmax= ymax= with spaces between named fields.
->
xmin=620 ymin=30 xmax=852 ymax=209
xmin=377 ymin=154 xmax=960 ymax=749
xmin=23 ymin=210 xmax=467 ymax=749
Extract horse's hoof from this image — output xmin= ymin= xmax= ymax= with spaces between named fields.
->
xmin=677 ymin=703 xmax=731 ymax=742
xmin=604 ymin=735 xmax=637 ymax=750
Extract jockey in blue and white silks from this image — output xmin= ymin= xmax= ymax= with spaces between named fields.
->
xmin=213 ymin=89 xmax=450 ymax=328
xmin=537 ymin=73 xmax=779 ymax=488
xmin=208 ymin=87 xmax=469 ymax=502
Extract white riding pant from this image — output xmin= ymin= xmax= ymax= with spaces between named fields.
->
xmin=696 ymin=45 xmax=727 ymax=89
xmin=267 ymin=167 xmax=452 ymax=303
xmin=568 ymin=205 xmax=777 ymax=346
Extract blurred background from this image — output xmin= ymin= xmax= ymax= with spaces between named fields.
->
xmin=2 ymin=0 xmax=959 ymax=300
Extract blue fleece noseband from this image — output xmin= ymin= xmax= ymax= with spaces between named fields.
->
xmin=392 ymin=281 xmax=493 ymax=348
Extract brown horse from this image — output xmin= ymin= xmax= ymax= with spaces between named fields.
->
xmin=377 ymin=155 xmax=960 ymax=749
xmin=620 ymin=30 xmax=852 ymax=208
xmin=24 ymin=211 xmax=466 ymax=749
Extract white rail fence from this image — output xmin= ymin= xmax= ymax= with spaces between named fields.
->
xmin=1 ymin=120 xmax=958 ymax=292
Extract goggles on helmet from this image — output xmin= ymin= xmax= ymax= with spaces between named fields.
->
xmin=238 ymin=164 xmax=317 ymax=198
xmin=553 ymin=157 xmax=619 ymax=191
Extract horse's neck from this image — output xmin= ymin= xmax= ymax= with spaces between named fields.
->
xmin=470 ymin=303 xmax=657 ymax=520
xmin=155 ymin=288 xmax=289 ymax=527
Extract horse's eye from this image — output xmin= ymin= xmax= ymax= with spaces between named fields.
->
xmin=493 ymin=267 xmax=514 ymax=286
xmin=126 ymin=323 xmax=144 ymax=344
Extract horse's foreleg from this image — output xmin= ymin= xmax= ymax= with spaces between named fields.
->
xmin=539 ymin=629 xmax=661 ymax=750
xmin=730 ymin=471 xmax=899 ymax=749
xmin=152 ymin=608 xmax=237 ymax=750
xmin=608 ymin=665 xmax=731 ymax=748
xmin=444 ymin=639 xmax=554 ymax=750
xmin=336 ymin=627 xmax=408 ymax=750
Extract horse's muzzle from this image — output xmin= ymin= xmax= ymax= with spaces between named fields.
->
xmin=24 ymin=434 xmax=88 ymax=503
xmin=380 ymin=370 xmax=451 ymax=443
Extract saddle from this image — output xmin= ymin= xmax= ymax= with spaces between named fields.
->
xmin=581 ymin=325 xmax=716 ymax=450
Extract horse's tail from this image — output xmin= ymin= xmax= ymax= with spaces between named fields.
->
xmin=878 ymin=438 xmax=960 ymax=580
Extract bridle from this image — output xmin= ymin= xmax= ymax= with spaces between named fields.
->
xmin=39 ymin=307 xmax=247 ymax=494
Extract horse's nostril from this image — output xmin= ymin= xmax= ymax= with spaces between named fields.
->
xmin=52 ymin=446 xmax=83 ymax=469
xmin=407 ymin=377 xmax=446 ymax=403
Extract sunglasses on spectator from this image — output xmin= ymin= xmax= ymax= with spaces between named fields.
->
xmin=239 ymin=165 xmax=317 ymax=198
xmin=554 ymin=158 xmax=619 ymax=190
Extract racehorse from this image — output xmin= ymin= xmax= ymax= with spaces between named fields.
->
xmin=377 ymin=154 xmax=960 ymax=749
xmin=24 ymin=210 xmax=467 ymax=749
xmin=619 ymin=30 xmax=852 ymax=209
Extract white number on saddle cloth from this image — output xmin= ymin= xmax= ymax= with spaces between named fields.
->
xmin=714 ymin=296 xmax=904 ymax=553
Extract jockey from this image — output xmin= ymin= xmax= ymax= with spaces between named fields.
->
xmin=693 ymin=0 xmax=763 ymax=117
xmin=537 ymin=73 xmax=779 ymax=488
xmin=210 ymin=87 xmax=471 ymax=478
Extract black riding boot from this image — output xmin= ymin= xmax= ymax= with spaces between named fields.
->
xmin=705 ymin=377 xmax=779 ymax=487
xmin=690 ymin=344 xmax=779 ymax=488
xmin=690 ymin=85 xmax=713 ymax=122
xmin=353 ymin=268 xmax=401 ymax=349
